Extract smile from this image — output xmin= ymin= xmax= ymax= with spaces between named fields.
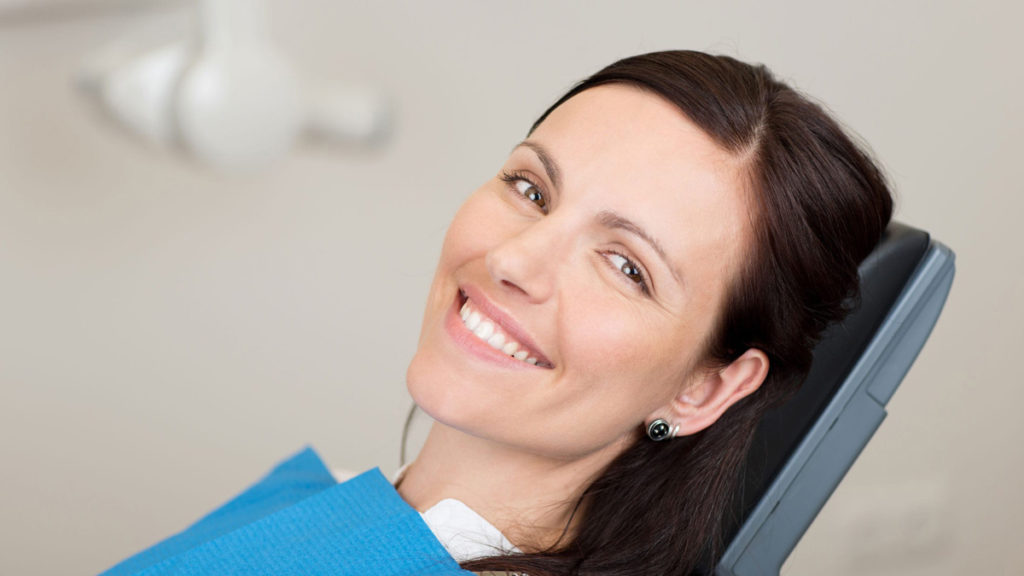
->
xmin=454 ymin=289 xmax=554 ymax=369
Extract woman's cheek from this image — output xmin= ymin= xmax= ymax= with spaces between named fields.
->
xmin=442 ymin=191 xmax=504 ymax=262
xmin=562 ymin=294 xmax=651 ymax=368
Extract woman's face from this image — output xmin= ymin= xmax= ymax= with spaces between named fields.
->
xmin=407 ymin=84 xmax=753 ymax=460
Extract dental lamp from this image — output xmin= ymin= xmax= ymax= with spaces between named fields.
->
xmin=78 ymin=0 xmax=388 ymax=169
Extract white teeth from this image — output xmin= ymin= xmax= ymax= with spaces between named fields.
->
xmin=487 ymin=332 xmax=505 ymax=349
xmin=460 ymin=297 xmax=548 ymax=367
xmin=474 ymin=321 xmax=495 ymax=340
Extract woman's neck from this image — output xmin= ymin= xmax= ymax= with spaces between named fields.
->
xmin=396 ymin=421 xmax=632 ymax=552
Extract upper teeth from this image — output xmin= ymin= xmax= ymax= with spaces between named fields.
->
xmin=460 ymin=298 xmax=543 ymax=366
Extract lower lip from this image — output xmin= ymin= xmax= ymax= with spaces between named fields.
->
xmin=443 ymin=292 xmax=540 ymax=370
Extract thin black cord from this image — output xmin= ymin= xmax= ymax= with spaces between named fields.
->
xmin=400 ymin=402 xmax=418 ymax=467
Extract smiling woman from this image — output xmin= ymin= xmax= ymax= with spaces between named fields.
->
xmin=406 ymin=82 xmax=761 ymax=469
xmin=400 ymin=50 xmax=892 ymax=575
xmin=98 ymin=50 xmax=892 ymax=576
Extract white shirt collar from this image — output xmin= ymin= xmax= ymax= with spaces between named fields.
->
xmin=419 ymin=497 xmax=521 ymax=563
xmin=332 ymin=464 xmax=520 ymax=563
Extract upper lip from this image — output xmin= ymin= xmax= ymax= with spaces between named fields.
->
xmin=458 ymin=283 xmax=554 ymax=368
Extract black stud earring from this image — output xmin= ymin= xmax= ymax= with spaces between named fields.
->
xmin=646 ymin=419 xmax=676 ymax=441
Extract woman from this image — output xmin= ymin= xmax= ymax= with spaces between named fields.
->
xmin=101 ymin=50 xmax=891 ymax=576
xmin=399 ymin=50 xmax=891 ymax=575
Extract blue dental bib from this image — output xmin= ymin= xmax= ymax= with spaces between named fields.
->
xmin=100 ymin=447 xmax=473 ymax=576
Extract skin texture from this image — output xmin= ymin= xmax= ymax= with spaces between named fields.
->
xmin=400 ymin=84 xmax=769 ymax=551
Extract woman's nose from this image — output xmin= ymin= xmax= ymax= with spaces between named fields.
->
xmin=484 ymin=218 xmax=563 ymax=303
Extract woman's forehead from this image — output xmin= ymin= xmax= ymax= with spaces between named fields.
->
xmin=530 ymin=84 xmax=741 ymax=181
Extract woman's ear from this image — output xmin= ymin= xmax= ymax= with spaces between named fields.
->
xmin=669 ymin=348 xmax=769 ymax=436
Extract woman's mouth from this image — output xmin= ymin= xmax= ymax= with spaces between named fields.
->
xmin=452 ymin=289 xmax=554 ymax=369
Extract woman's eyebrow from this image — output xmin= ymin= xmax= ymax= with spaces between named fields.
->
xmin=598 ymin=210 xmax=684 ymax=288
xmin=513 ymin=140 xmax=562 ymax=190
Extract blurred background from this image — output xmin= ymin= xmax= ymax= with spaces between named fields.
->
xmin=0 ymin=1 xmax=1020 ymax=574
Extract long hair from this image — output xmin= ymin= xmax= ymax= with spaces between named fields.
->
xmin=461 ymin=50 xmax=893 ymax=575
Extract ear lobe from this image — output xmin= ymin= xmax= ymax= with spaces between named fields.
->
xmin=671 ymin=348 xmax=769 ymax=436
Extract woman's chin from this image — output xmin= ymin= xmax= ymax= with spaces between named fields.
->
xmin=405 ymin=345 xmax=470 ymax=428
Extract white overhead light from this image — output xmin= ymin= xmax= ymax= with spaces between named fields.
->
xmin=78 ymin=0 xmax=389 ymax=169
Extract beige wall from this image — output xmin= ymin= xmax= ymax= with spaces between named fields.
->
xmin=1 ymin=1 xmax=1020 ymax=574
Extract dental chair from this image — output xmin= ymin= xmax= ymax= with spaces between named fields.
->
xmin=714 ymin=221 xmax=956 ymax=576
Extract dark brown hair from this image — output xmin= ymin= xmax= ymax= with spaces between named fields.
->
xmin=461 ymin=50 xmax=893 ymax=576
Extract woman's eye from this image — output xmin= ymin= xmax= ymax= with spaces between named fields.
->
xmin=500 ymin=170 xmax=548 ymax=213
xmin=515 ymin=180 xmax=547 ymax=211
xmin=607 ymin=253 xmax=649 ymax=293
